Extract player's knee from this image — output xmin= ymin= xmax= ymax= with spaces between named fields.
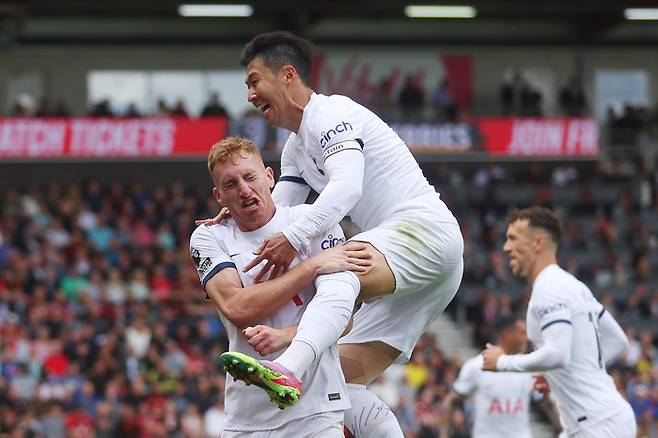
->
xmin=339 ymin=342 xmax=400 ymax=385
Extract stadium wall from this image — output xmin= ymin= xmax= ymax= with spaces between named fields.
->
xmin=1 ymin=45 xmax=658 ymax=116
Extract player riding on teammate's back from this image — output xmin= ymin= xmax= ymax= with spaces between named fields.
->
xmin=200 ymin=31 xmax=464 ymax=437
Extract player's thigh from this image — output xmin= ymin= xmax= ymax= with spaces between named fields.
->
xmin=345 ymin=241 xmax=396 ymax=300
xmin=339 ymin=341 xmax=402 ymax=385
xmin=350 ymin=204 xmax=463 ymax=298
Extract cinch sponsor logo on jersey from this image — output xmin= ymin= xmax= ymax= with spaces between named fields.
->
xmin=319 ymin=121 xmax=353 ymax=147
xmin=321 ymin=234 xmax=345 ymax=250
xmin=537 ymin=303 xmax=568 ymax=318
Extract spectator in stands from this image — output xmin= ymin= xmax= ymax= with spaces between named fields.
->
xmin=0 ymin=168 xmax=656 ymax=436
xmin=399 ymin=74 xmax=425 ymax=119
xmin=200 ymin=92 xmax=229 ymax=118
xmin=124 ymin=103 xmax=141 ymax=118
xmin=559 ymin=76 xmax=587 ymax=116
xmin=432 ymin=78 xmax=457 ymax=122
xmin=88 ymin=98 xmax=114 ymax=117
xmin=170 ymin=99 xmax=189 ymax=118
xmin=500 ymin=71 xmax=542 ymax=116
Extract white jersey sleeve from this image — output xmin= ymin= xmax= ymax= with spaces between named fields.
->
xmin=497 ymin=323 xmax=572 ymax=372
xmin=189 ymin=225 xmax=236 ymax=297
xmin=273 ymin=133 xmax=310 ymax=207
xmin=280 ymin=106 xmax=366 ymax=251
xmin=498 ymin=280 xmax=574 ymax=372
xmin=453 ymin=356 xmax=480 ymax=397
xmin=597 ymin=308 xmax=629 ymax=364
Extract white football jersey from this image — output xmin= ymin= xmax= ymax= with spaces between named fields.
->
xmin=453 ymin=355 xmax=533 ymax=438
xmin=527 ymin=264 xmax=631 ymax=435
xmin=189 ymin=205 xmax=350 ymax=432
xmin=279 ymin=93 xmax=436 ymax=231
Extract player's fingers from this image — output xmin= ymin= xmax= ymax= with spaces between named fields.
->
xmin=267 ymin=266 xmax=281 ymax=281
xmin=346 ymin=248 xmax=373 ymax=260
xmin=347 ymin=257 xmax=373 ymax=267
xmin=255 ymin=340 xmax=270 ymax=356
xmin=219 ymin=207 xmax=231 ymax=220
xmin=243 ymin=326 xmax=259 ymax=338
xmin=345 ymin=241 xmax=369 ymax=251
xmin=253 ymin=240 xmax=268 ymax=256
xmin=253 ymin=262 xmax=274 ymax=283
xmin=247 ymin=333 xmax=263 ymax=346
xmin=194 ymin=218 xmax=210 ymax=225
xmin=243 ymin=254 xmax=266 ymax=272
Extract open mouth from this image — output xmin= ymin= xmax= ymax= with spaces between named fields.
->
xmin=242 ymin=199 xmax=259 ymax=209
xmin=257 ymin=104 xmax=271 ymax=115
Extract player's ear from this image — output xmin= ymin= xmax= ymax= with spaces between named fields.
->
xmin=265 ymin=167 xmax=275 ymax=189
xmin=281 ymin=65 xmax=296 ymax=84
xmin=212 ymin=187 xmax=223 ymax=205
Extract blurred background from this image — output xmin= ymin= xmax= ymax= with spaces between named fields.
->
xmin=1 ymin=1 xmax=657 ymax=437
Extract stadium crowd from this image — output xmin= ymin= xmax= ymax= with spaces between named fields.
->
xmin=1 ymin=157 xmax=657 ymax=437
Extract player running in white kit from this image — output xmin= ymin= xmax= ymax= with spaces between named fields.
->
xmin=191 ymin=137 xmax=367 ymax=436
xmin=443 ymin=317 xmax=561 ymax=438
xmin=482 ymin=207 xmax=636 ymax=438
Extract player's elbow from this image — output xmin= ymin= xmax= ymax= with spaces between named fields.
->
xmin=222 ymin=308 xmax=252 ymax=331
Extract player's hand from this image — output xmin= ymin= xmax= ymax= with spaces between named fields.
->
xmin=481 ymin=343 xmax=504 ymax=371
xmin=243 ymin=325 xmax=295 ymax=356
xmin=244 ymin=233 xmax=297 ymax=282
xmin=309 ymin=242 xmax=373 ymax=275
xmin=344 ymin=241 xmax=376 ymax=275
xmin=195 ymin=207 xmax=231 ymax=226
xmin=532 ymin=374 xmax=551 ymax=396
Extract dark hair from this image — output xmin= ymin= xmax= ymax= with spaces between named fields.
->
xmin=495 ymin=316 xmax=521 ymax=340
xmin=506 ymin=206 xmax=561 ymax=244
xmin=240 ymin=31 xmax=313 ymax=86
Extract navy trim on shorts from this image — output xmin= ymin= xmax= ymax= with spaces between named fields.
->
xmin=279 ymin=176 xmax=307 ymax=185
xmin=541 ymin=319 xmax=572 ymax=331
xmin=598 ymin=308 xmax=606 ymax=320
xmin=201 ymin=261 xmax=237 ymax=298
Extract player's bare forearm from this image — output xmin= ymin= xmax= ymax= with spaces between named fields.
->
xmin=539 ymin=396 xmax=563 ymax=434
xmin=207 ymin=258 xmax=322 ymax=329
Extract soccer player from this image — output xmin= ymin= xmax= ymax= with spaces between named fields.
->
xmin=199 ymin=31 xmax=464 ymax=437
xmin=482 ymin=207 xmax=636 ymax=438
xmin=191 ymin=136 xmax=367 ymax=436
xmin=442 ymin=316 xmax=561 ymax=438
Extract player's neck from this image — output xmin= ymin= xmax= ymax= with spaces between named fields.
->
xmin=283 ymin=87 xmax=313 ymax=133
xmin=528 ymin=252 xmax=558 ymax=284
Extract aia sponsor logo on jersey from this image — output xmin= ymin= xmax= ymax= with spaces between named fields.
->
xmin=319 ymin=121 xmax=354 ymax=147
xmin=487 ymin=397 xmax=525 ymax=415
xmin=321 ymin=234 xmax=345 ymax=250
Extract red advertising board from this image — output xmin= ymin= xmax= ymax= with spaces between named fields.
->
xmin=476 ymin=118 xmax=598 ymax=156
xmin=0 ymin=116 xmax=597 ymax=159
xmin=392 ymin=117 xmax=599 ymax=157
xmin=0 ymin=117 xmax=227 ymax=158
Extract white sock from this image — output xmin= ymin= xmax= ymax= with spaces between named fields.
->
xmin=344 ymin=383 xmax=404 ymax=438
xmin=276 ymin=271 xmax=359 ymax=378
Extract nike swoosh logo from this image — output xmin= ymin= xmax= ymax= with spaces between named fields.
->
xmin=229 ymin=253 xmax=240 ymax=257
xmin=299 ymin=170 xmax=304 ymax=176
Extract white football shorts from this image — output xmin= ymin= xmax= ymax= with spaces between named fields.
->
xmin=221 ymin=410 xmax=343 ymax=438
xmin=569 ymin=407 xmax=636 ymax=438
xmin=340 ymin=192 xmax=464 ymax=362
